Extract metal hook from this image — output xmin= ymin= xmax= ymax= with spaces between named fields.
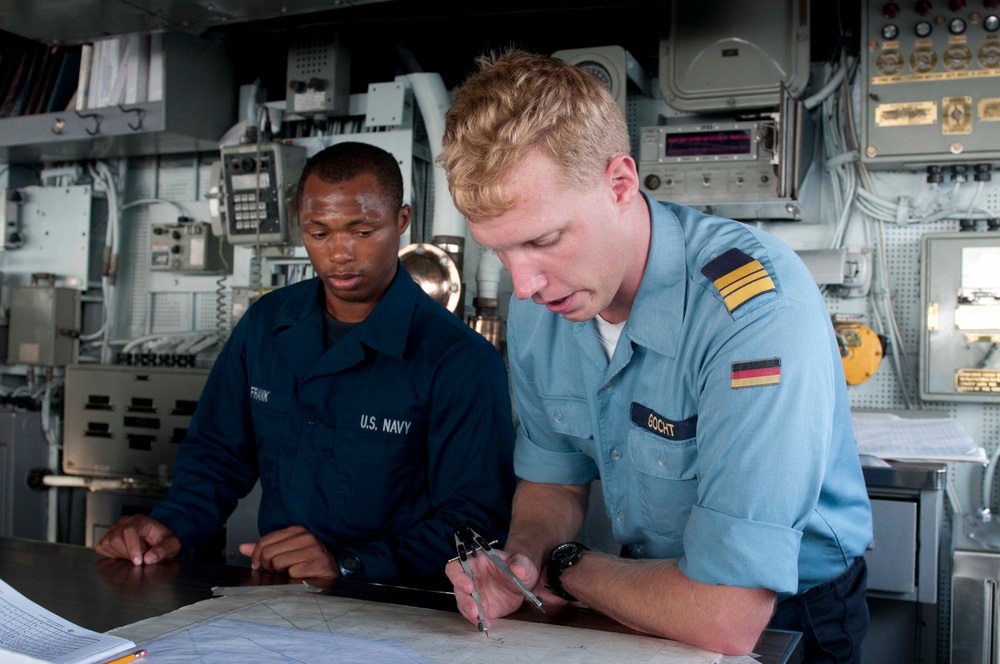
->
xmin=74 ymin=109 xmax=102 ymax=136
xmin=118 ymin=103 xmax=145 ymax=131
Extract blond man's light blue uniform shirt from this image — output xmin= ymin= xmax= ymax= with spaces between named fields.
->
xmin=509 ymin=195 xmax=872 ymax=597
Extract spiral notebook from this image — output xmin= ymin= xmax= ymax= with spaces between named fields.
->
xmin=0 ymin=578 xmax=139 ymax=664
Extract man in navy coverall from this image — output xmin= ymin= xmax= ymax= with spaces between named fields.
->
xmin=97 ymin=142 xmax=516 ymax=587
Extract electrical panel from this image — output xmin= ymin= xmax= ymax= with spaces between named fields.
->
xmin=62 ymin=364 xmax=209 ymax=478
xmin=220 ymin=142 xmax=308 ymax=246
xmin=150 ymin=220 xmax=233 ymax=273
xmin=920 ymin=231 xmax=1000 ymax=402
xmin=659 ymin=0 xmax=811 ymax=112
xmin=861 ymin=0 xmax=1000 ymax=169
xmin=6 ymin=285 xmax=79 ymax=366
xmin=637 ymin=95 xmax=817 ymax=221
xmin=286 ymin=29 xmax=351 ymax=116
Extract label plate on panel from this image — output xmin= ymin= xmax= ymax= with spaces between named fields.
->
xmin=956 ymin=369 xmax=1000 ymax=393
xmin=875 ymin=101 xmax=938 ymax=126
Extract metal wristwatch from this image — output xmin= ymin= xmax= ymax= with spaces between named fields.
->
xmin=338 ymin=553 xmax=361 ymax=578
xmin=546 ymin=541 xmax=590 ymax=602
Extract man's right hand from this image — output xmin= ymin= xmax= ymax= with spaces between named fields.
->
xmin=445 ymin=547 xmax=545 ymax=631
xmin=95 ymin=514 xmax=181 ymax=566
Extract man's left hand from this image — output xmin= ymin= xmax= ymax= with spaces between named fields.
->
xmin=240 ymin=525 xmax=339 ymax=579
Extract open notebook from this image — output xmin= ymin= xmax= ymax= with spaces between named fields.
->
xmin=0 ymin=578 xmax=140 ymax=664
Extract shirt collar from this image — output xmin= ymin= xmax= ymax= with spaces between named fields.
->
xmin=623 ymin=194 xmax=687 ymax=359
xmin=273 ymin=260 xmax=417 ymax=360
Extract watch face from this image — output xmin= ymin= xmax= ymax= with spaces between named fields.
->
xmin=551 ymin=542 xmax=587 ymax=566
xmin=340 ymin=555 xmax=360 ymax=574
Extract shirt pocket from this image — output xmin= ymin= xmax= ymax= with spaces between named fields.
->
xmin=626 ymin=424 xmax=698 ymax=539
xmin=313 ymin=408 xmax=426 ymax=538
xmin=250 ymin=390 xmax=292 ymax=450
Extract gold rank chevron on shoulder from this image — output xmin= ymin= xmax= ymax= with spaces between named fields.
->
xmin=701 ymin=248 xmax=776 ymax=313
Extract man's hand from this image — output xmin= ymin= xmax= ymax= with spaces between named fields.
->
xmin=239 ymin=525 xmax=339 ymax=579
xmin=95 ymin=514 xmax=181 ymax=566
xmin=445 ymin=547 xmax=554 ymax=631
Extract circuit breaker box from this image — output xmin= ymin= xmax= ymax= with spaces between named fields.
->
xmin=62 ymin=364 xmax=209 ymax=478
xmin=7 ymin=285 xmax=79 ymax=366
xmin=150 ymin=220 xmax=232 ymax=273
xmin=920 ymin=231 xmax=1000 ymax=402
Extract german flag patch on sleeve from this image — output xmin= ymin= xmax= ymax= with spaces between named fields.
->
xmin=701 ymin=248 xmax=776 ymax=313
xmin=731 ymin=358 xmax=781 ymax=389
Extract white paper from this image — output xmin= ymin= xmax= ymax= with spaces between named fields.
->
xmin=852 ymin=412 xmax=987 ymax=463
xmin=0 ymin=578 xmax=137 ymax=664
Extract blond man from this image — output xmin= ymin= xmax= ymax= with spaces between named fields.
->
xmin=440 ymin=50 xmax=872 ymax=662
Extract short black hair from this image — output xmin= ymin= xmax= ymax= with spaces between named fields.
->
xmin=297 ymin=141 xmax=405 ymax=210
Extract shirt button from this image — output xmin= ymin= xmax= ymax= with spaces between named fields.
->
xmin=635 ymin=545 xmax=645 ymax=555
xmin=616 ymin=512 xmax=625 ymax=524
xmin=657 ymin=454 xmax=668 ymax=467
xmin=603 ymin=382 xmax=614 ymax=392
xmin=307 ymin=421 xmax=315 ymax=427
xmin=610 ymin=448 xmax=622 ymax=460
xmin=554 ymin=411 xmax=564 ymax=423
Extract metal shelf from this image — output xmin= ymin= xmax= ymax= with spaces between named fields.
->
xmin=0 ymin=32 xmax=235 ymax=163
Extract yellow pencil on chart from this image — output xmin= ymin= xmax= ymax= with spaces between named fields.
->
xmin=104 ymin=648 xmax=147 ymax=664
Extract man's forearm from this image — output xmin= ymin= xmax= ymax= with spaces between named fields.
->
xmin=503 ymin=480 xmax=590 ymax=567
xmin=561 ymin=554 xmax=775 ymax=655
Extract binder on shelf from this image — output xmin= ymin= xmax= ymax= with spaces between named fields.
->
xmin=74 ymin=43 xmax=93 ymax=111
xmin=147 ymin=32 xmax=163 ymax=102
xmin=125 ymin=34 xmax=150 ymax=105
xmin=0 ymin=51 xmax=31 ymax=116
xmin=8 ymin=49 xmax=42 ymax=117
xmin=46 ymin=47 xmax=81 ymax=113
xmin=24 ymin=46 xmax=59 ymax=116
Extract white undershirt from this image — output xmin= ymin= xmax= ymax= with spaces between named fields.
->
xmin=593 ymin=315 xmax=626 ymax=361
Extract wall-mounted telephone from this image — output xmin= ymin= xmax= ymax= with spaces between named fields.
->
xmin=215 ymin=142 xmax=308 ymax=246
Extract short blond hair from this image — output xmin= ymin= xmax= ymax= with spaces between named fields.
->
xmin=439 ymin=49 xmax=631 ymax=220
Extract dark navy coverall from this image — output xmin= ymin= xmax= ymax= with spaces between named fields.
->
xmin=151 ymin=264 xmax=516 ymax=586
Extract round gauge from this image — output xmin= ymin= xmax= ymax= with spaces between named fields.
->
xmin=881 ymin=23 xmax=899 ymax=40
xmin=910 ymin=47 xmax=938 ymax=72
xmin=915 ymin=20 xmax=933 ymax=37
xmin=979 ymin=43 xmax=1000 ymax=68
xmin=576 ymin=60 xmax=615 ymax=96
xmin=944 ymin=44 xmax=972 ymax=69
xmin=985 ymin=15 xmax=1000 ymax=32
xmin=949 ymin=17 xmax=967 ymax=34
xmin=876 ymin=50 xmax=904 ymax=74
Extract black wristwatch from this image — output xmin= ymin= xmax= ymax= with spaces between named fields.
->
xmin=338 ymin=553 xmax=361 ymax=578
xmin=546 ymin=541 xmax=590 ymax=602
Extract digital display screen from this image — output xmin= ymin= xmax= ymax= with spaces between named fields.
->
xmin=665 ymin=130 xmax=753 ymax=158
